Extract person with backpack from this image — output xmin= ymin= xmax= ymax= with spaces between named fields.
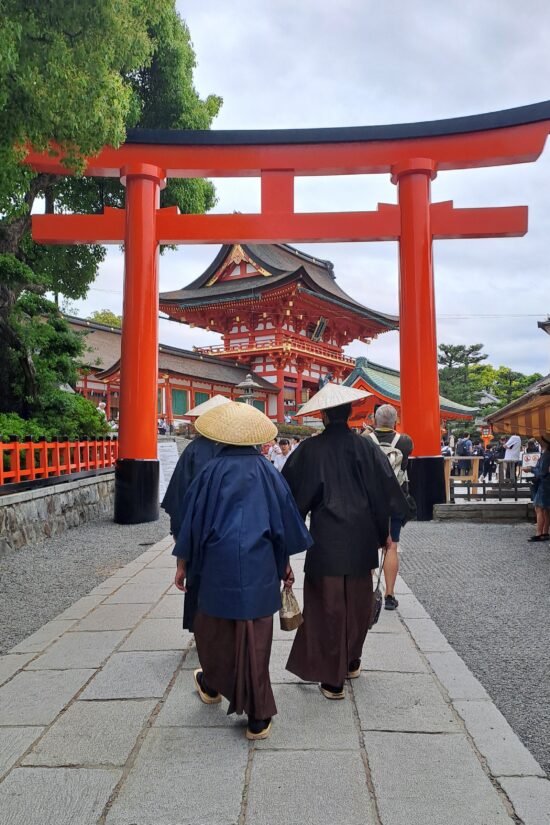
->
xmin=369 ymin=404 xmax=414 ymax=610
xmin=455 ymin=432 xmax=473 ymax=475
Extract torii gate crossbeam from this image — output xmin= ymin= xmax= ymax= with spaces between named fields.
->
xmin=26 ymin=101 xmax=550 ymax=522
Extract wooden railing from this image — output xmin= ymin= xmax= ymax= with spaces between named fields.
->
xmin=0 ymin=436 xmax=118 ymax=487
xmin=444 ymin=457 xmax=532 ymax=503
xmin=195 ymin=334 xmax=356 ymax=366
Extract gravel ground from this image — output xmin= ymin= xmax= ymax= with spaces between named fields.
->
xmin=0 ymin=512 xmax=171 ymax=653
xmin=400 ymin=520 xmax=550 ymax=776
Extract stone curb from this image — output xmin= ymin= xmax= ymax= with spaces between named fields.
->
xmin=395 ymin=575 xmax=550 ymax=824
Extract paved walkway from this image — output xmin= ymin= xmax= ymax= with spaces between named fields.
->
xmin=400 ymin=521 xmax=550 ymax=777
xmin=1 ymin=535 xmax=549 ymax=825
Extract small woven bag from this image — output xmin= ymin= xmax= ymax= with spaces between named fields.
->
xmin=279 ymin=587 xmax=304 ymax=631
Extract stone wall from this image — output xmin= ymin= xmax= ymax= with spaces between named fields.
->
xmin=0 ymin=474 xmax=115 ymax=554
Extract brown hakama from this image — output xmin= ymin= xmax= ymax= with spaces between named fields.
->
xmin=194 ymin=611 xmax=277 ymax=719
xmin=286 ymin=574 xmax=373 ymax=686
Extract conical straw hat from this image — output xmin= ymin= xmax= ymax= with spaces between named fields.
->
xmin=195 ymin=401 xmax=278 ymax=446
xmin=296 ymin=383 xmax=371 ymax=417
xmin=186 ymin=394 xmax=231 ymax=418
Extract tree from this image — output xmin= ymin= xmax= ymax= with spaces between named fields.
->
xmin=492 ymin=367 xmax=543 ymax=406
xmin=437 ymin=342 xmax=543 ymax=415
xmin=0 ymin=2 xmax=221 ymax=423
xmin=88 ymin=309 xmax=122 ymax=328
xmin=438 ymin=343 xmax=488 ymax=407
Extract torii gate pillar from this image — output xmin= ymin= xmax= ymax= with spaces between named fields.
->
xmin=393 ymin=159 xmax=445 ymax=517
xmin=114 ymin=164 xmax=164 ymax=524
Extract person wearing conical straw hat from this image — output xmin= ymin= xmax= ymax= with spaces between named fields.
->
xmin=161 ymin=395 xmax=231 ymax=632
xmin=172 ymin=401 xmax=312 ymax=740
xmin=282 ymin=382 xmax=408 ymax=698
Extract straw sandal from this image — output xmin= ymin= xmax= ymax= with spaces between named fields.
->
xmin=246 ymin=718 xmax=272 ymax=740
xmin=320 ymin=683 xmax=345 ymax=700
xmin=193 ymin=669 xmax=222 ymax=704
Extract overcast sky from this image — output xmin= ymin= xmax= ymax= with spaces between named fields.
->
xmin=73 ymin=0 xmax=550 ymax=376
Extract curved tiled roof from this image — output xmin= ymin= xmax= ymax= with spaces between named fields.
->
xmin=344 ymin=357 xmax=478 ymax=416
xmin=65 ymin=316 xmax=277 ymax=392
xmin=160 ymin=243 xmax=398 ymax=330
xmin=127 ymin=101 xmax=550 ymax=146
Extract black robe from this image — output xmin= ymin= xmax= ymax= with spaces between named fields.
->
xmin=282 ymin=422 xmax=408 ymax=577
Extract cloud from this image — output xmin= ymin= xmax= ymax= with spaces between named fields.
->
xmin=73 ymin=1 xmax=550 ymax=380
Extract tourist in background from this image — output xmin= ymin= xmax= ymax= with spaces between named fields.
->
xmin=526 ymin=438 xmax=541 ymax=454
xmin=455 ymin=431 xmax=473 ymax=476
xmin=290 ymin=436 xmax=301 ymax=452
xmin=273 ymin=438 xmax=291 ymax=471
xmin=481 ymin=443 xmax=497 ymax=482
xmin=267 ymin=439 xmax=281 ymax=463
xmin=472 ymin=440 xmax=485 ymax=480
xmin=528 ymin=434 xmax=550 ymax=542
xmin=504 ymin=432 xmax=522 ymax=480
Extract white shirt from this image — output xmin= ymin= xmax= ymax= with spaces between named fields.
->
xmin=273 ymin=452 xmax=290 ymax=471
xmin=268 ymin=444 xmax=281 ymax=462
xmin=505 ymin=435 xmax=521 ymax=461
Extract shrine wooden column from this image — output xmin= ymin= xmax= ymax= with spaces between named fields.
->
xmin=392 ymin=158 xmax=445 ymax=519
xmin=275 ymin=363 xmax=285 ymax=422
xmin=114 ymin=163 xmax=164 ymax=524
xmin=164 ymin=375 xmax=173 ymax=431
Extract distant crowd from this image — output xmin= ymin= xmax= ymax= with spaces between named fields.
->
xmin=441 ymin=431 xmax=541 ymax=481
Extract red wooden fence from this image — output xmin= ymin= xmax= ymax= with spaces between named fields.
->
xmin=0 ymin=437 xmax=118 ymax=487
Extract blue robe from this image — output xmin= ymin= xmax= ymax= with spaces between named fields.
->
xmin=161 ymin=436 xmax=224 ymax=538
xmin=173 ymin=446 xmax=313 ymax=620
xmin=161 ymin=436 xmax=224 ymax=630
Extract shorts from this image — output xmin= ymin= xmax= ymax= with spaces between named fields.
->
xmin=390 ymin=516 xmax=403 ymax=542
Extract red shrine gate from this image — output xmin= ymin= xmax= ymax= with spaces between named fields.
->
xmin=26 ymin=101 xmax=550 ymax=522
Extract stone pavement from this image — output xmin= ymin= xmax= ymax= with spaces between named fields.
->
xmin=0 ymin=535 xmax=549 ymax=825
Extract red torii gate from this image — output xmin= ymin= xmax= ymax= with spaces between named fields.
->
xmin=26 ymin=101 xmax=550 ymax=522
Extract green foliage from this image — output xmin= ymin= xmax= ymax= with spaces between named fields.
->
xmin=88 ymin=309 xmax=122 ymax=328
xmin=0 ymin=2 xmax=221 ymax=426
xmin=0 ymin=393 xmax=109 ymax=440
xmin=0 ymin=413 xmax=47 ymax=439
xmin=275 ymin=422 xmax=318 ymax=437
xmin=438 ymin=342 xmax=543 ymax=413
xmin=34 ymin=392 xmax=110 ymax=439
xmin=11 ymin=295 xmax=81 ymax=404
xmin=438 ymin=344 xmax=488 ymax=407
xmin=0 ymin=0 xmax=172 ymax=214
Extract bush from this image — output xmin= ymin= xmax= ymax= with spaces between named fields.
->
xmin=0 ymin=394 xmax=109 ymax=440
xmin=275 ymin=422 xmax=320 ymax=438
xmin=0 ymin=413 xmax=47 ymax=440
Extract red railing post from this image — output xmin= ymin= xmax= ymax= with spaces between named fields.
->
xmin=10 ymin=436 xmax=21 ymax=484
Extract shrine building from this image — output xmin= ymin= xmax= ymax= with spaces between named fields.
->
xmin=159 ymin=243 xmax=397 ymax=421
xmin=65 ymin=316 xmax=278 ymax=422
xmin=344 ymin=357 xmax=477 ymax=430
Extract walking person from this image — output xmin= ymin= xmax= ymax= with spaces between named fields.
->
xmin=282 ymin=384 xmax=407 ymax=699
xmin=173 ymin=402 xmax=312 ymax=739
xmin=528 ymin=434 xmax=550 ymax=542
xmin=368 ymin=404 xmax=414 ymax=610
xmin=161 ymin=395 xmax=230 ymax=631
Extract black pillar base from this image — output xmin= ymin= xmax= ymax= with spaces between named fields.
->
xmin=408 ymin=456 xmax=446 ymax=521
xmin=114 ymin=459 xmax=159 ymax=524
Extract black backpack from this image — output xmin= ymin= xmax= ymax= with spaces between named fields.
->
xmin=456 ymin=439 xmax=467 ymax=456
